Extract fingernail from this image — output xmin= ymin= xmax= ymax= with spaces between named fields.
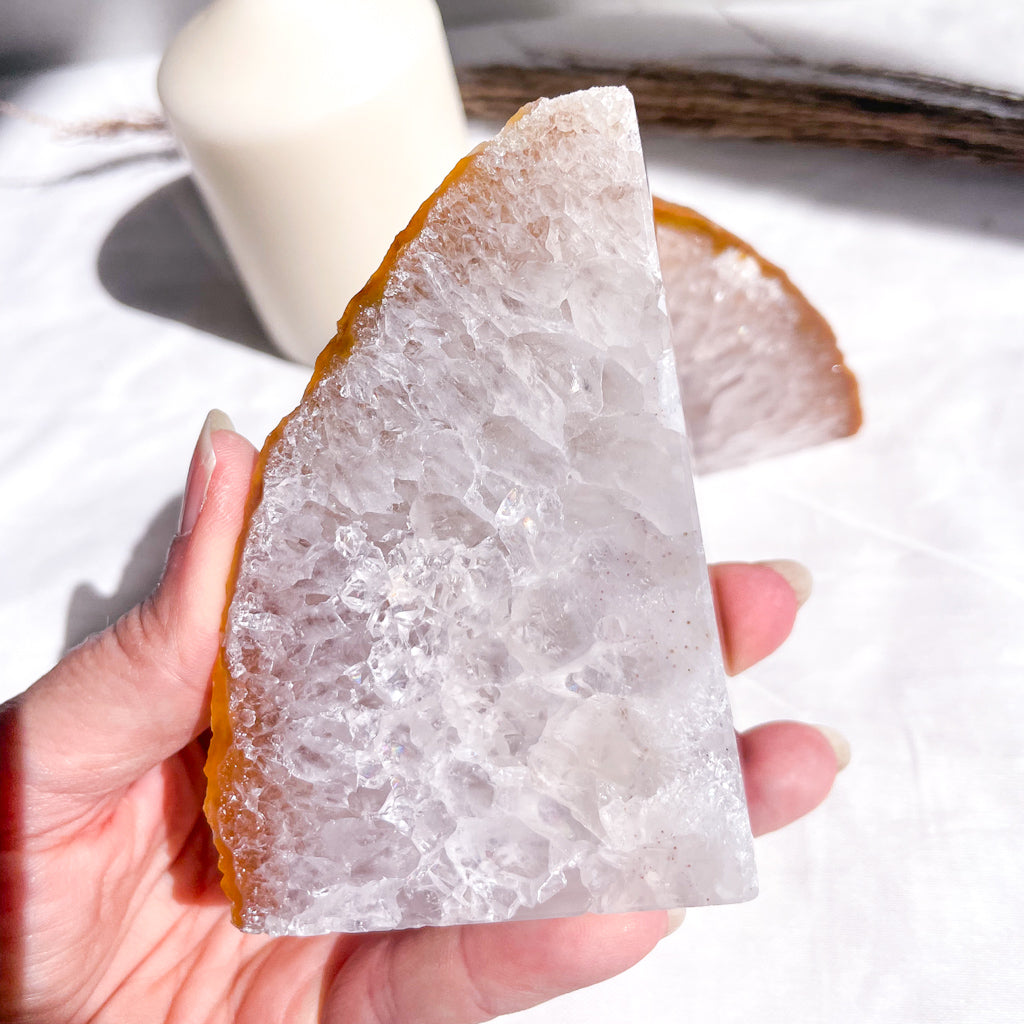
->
xmin=664 ymin=908 xmax=686 ymax=936
xmin=758 ymin=559 xmax=813 ymax=607
xmin=178 ymin=409 xmax=234 ymax=535
xmin=813 ymin=724 xmax=851 ymax=772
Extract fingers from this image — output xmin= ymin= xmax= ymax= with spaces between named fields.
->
xmin=324 ymin=911 xmax=669 ymax=1024
xmin=710 ymin=560 xmax=809 ymax=675
xmin=16 ymin=412 xmax=258 ymax=820
xmin=710 ymin=561 xmax=848 ymax=834
xmin=739 ymin=721 xmax=848 ymax=836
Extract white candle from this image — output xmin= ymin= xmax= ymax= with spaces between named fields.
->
xmin=158 ymin=0 xmax=469 ymax=364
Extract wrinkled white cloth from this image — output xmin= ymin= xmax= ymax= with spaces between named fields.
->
xmin=443 ymin=0 xmax=1024 ymax=98
xmin=2 ymin=53 xmax=1022 ymax=1024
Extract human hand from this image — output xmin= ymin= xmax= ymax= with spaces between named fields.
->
xmin=0 ymin=412 xmax=847 ymax=1024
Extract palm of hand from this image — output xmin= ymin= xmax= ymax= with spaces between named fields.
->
xmin=13 ymin=730 xmax=343 ymax=1022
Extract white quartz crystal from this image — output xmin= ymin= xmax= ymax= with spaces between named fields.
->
xmin=213 ymin=87 xmax=756 ymax=936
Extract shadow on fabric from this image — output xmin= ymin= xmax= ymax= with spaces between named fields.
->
xmin=63 ymin=494 xmax=181 ymax=654
xmin=640 ymin=129 xmax=1024 ymax=245
xmin=97 ymin=174 xmax=280 ymax=358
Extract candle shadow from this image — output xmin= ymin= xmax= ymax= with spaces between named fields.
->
xmin=63 ymin=494 xmax=182 ymax=654
xmin=97 ymin=174 xmax=281 ymax=358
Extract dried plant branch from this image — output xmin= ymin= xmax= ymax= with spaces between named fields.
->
xmin=458 ymin=64 xmax=1024 ymax=165
xmin=0 ymin=100 xmax=169 ymax=139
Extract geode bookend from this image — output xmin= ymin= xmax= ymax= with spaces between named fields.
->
xmin=206 ymin=87 xmax=757 ymax=936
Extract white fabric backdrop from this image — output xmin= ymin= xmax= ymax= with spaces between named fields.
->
xmin=443 ymin=0 xmax=1024 ymax=96
xmin=2 ymin=51 xmax=1022 ymax=1024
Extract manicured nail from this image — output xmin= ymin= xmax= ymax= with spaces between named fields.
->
xmin=178 ymin=409 xmax=234 ymax=535
xmin=664 ymin=908 xmax=686 ymax=936
xmin=758 ymin=559 xmax=813 ymax=607
xmin=813 ymin=724 xmax=851 ymax=772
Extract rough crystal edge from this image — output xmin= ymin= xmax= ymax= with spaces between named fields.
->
xmin=207 ymin=86 xmax=758 ymax=935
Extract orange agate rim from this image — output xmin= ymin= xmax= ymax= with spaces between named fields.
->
xmin=651 ymin=196 xmax=863 ymax=439
xmin=203 ymin=131 xmax=502 ymax=922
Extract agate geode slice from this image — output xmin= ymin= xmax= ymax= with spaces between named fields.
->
xmin=206 ymin=87 xmax=757 ymax=936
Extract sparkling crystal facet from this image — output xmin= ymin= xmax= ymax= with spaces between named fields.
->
xmin=209 ymin=87 xmax=757 ymax=936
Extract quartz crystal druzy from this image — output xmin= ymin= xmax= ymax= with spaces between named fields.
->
xmin=652 ymin=198 xmax=861 ymax=474
xmin=207 ymin=86 xmax=757 ymax=936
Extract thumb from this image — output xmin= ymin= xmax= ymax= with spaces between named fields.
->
xmin=16 ymin=411 xmax=257 ymax=820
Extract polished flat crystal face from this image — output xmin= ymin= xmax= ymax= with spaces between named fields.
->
xmin=212 ymin=87 xmax=756 ymax=936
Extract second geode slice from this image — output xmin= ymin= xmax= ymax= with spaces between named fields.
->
xmin=207 ymin=86 xmax=757 ymax=936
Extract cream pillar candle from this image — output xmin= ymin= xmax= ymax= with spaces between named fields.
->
xmin=158 ymin=0 xmax=469 ymax=364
